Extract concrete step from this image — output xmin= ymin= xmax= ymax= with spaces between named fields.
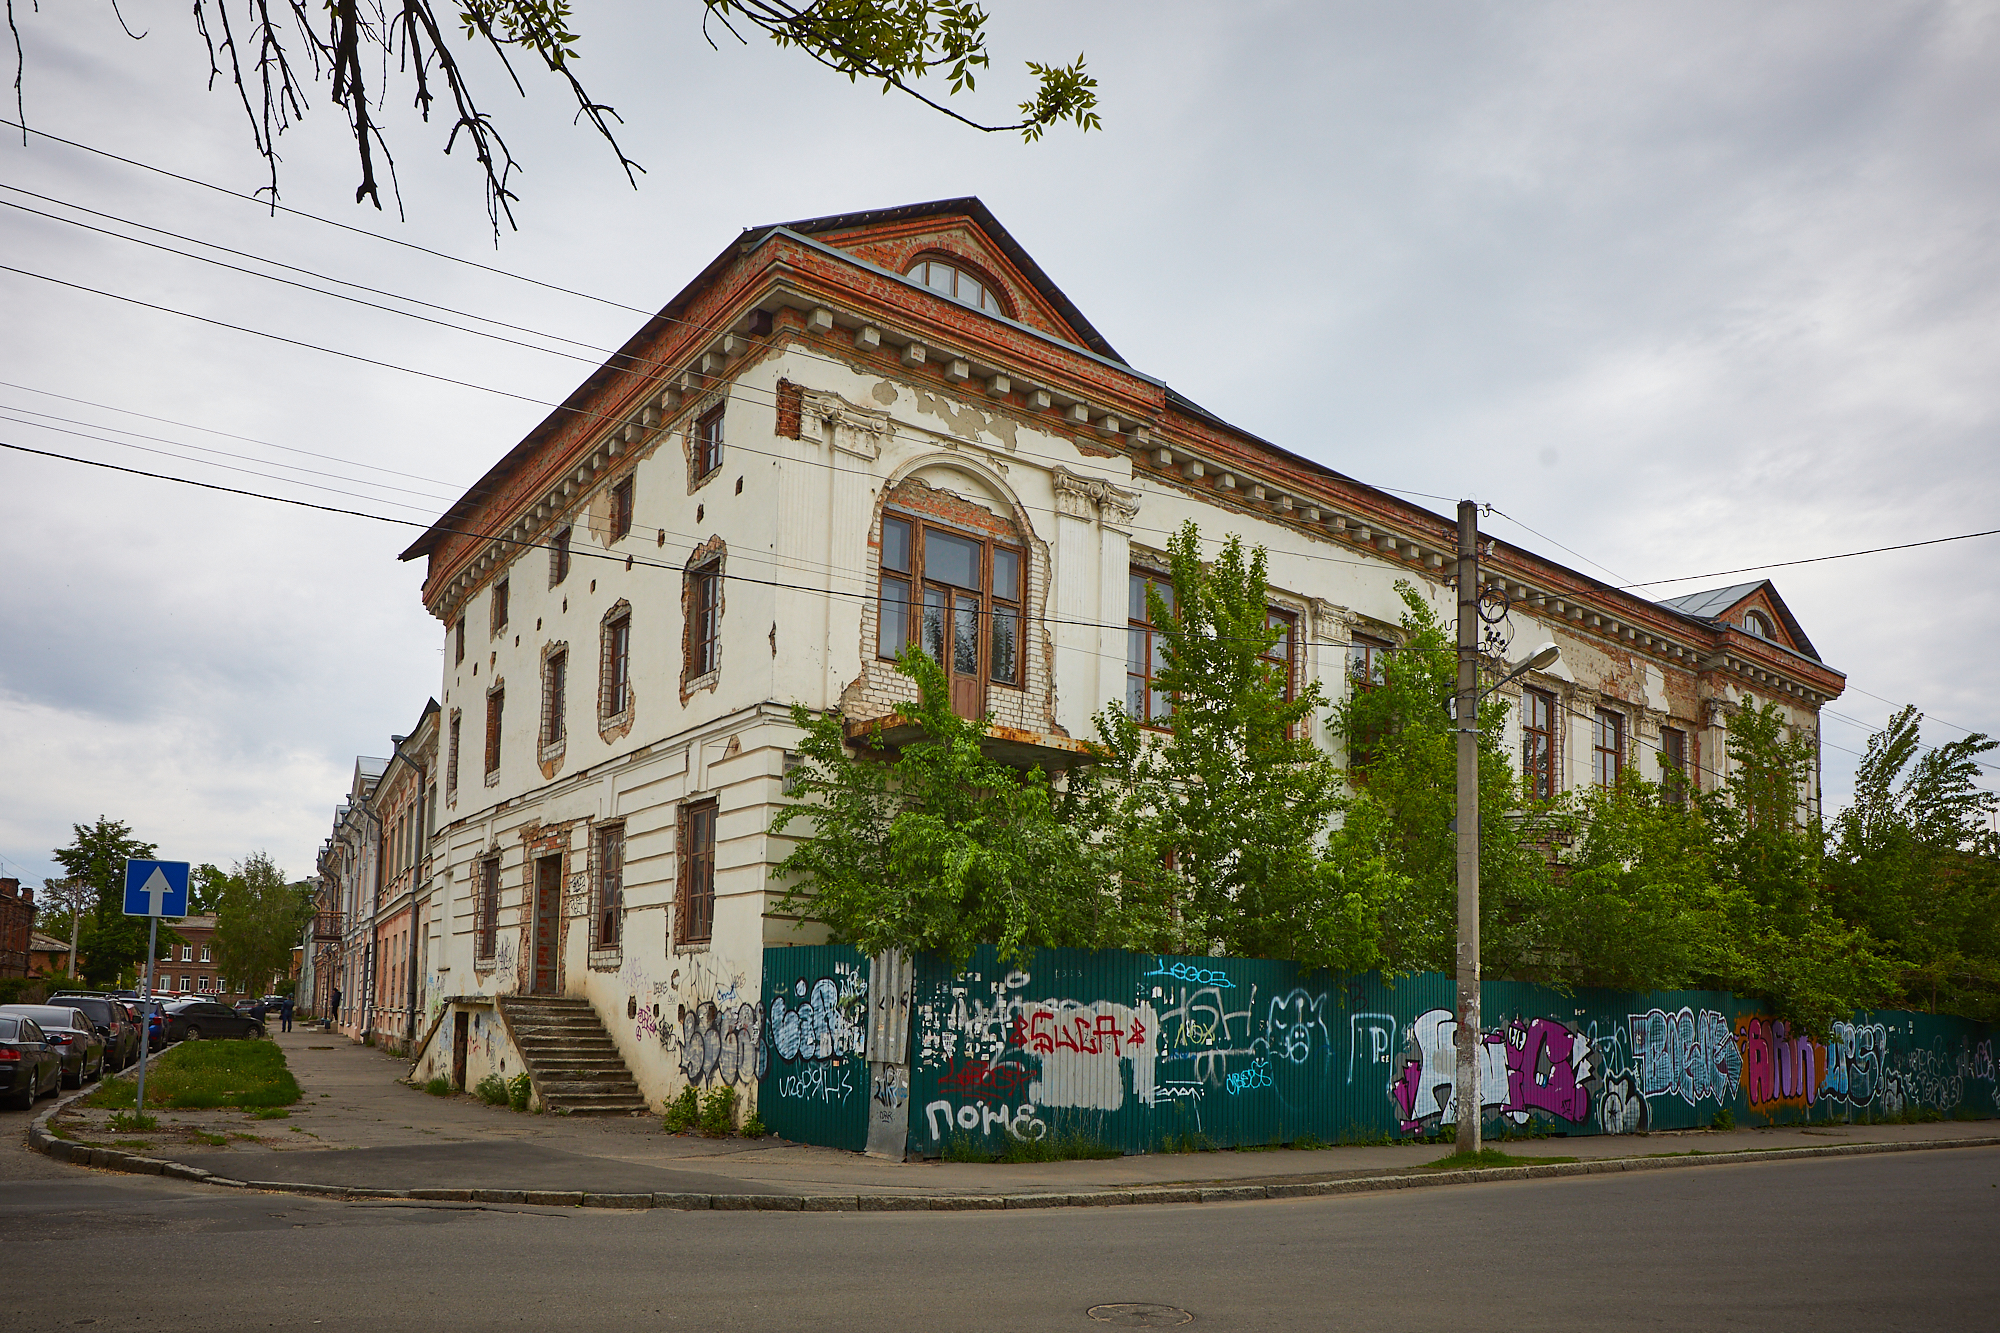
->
xmin=499 ymin=995 xmax=650 ymax=1117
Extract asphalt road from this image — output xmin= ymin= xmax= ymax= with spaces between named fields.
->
xmin=3 ymin=1141 xmax=1996 ymax=1332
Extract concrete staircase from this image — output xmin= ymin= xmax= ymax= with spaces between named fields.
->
xmin=499 ymin=996 xmax=651 ymax=1115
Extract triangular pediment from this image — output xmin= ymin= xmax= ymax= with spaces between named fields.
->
xmin=1657 ymin=579 xmax=1818 ymax=661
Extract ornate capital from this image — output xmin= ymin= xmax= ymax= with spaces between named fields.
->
xmin=1050 ymin=466 xmax=1140 ymax=530
xmin=802 ymin=387 xmax=889 ymax=461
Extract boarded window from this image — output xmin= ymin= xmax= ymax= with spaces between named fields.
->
xmin=485 ymin=687 xmax=504 ymax=775
xmin=492 ymin=579 xmax=509 ymax=636
xmin=602 ymin=610 xmax=632 ymax=717
xmin=678 ymin=799 xmax=717 ymax=945
xmin=454 ymin=615 xmax=465 ymax=665
xmin=541 ymin=651 xmax=566 ymax=748
xmin=446 ymin=712 xmax=461 ymax=799
xmin=551 ymin=526 xmax=572 ymax=586
xmin=474 ymin=857 xmax=500 ymax=960
xmin=594 ymin=823 xmax=625 ymax=949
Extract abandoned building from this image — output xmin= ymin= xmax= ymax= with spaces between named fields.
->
xmin=320 ymin=198 xmax=1842 ymax=1113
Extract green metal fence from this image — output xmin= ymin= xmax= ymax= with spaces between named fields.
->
xmin=757 ymin=943 xmax=872 ymax=1153
xmin=758 ymin=944 xmax=1999 ymax=1157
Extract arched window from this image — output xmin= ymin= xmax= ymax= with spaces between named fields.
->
xmin=1743 ymin=610 xmax=1774 ymax=639
xmin=905 ymin=257 xmax=1005 ymax=315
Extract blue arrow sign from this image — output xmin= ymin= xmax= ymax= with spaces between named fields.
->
xmin=123 ymin=859 xmax=191 ymax=918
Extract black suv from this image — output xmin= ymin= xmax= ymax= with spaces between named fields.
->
xmin=47 ymin=993 xmax=142 ymax=1071
xmin=162 ymin=999 xmax=266 ymax=1041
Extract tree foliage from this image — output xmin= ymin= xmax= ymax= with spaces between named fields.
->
xmin=772 ymin=648 xmax=1128 ymax=965
xmin=50 ymin=817 xmax=158 ymax=987
xmin=211 ymin=853 xmax=315 ymax=995
xmin=10 ymin=0 xmax=1098 ymax=231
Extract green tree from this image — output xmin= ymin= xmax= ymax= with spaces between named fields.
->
xmin=212 ymin=853 xmax=315 ymax=995
xmin=1080 ymin=522 xmax=1399 ymax=971
xmin=1327 ymin=582 xmax=1557 ymax=978
xmin=50 ymin=817 xmax=158 ymax=987
xmin=12 ymin=1 xmax=1099 ymax=231
xmin=1827 ymin=705 xmax=2000 ymax=1020
xmin=772 ymin=648 xmax=1128 ymax=965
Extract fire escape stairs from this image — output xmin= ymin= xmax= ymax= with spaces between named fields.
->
xmin=499 ymin=995 xmax=651 ymax=1115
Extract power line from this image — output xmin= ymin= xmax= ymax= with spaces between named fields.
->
xmin=1621 ymin=528 xmax=2000 ymax=589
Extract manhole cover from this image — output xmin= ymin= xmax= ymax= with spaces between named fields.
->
xmin=1087 ymin=1305 xmax=1192 ymax=1327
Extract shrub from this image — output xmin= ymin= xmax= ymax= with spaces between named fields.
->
xmin=424 ymin=1076 xmax=452 ymax=1097
xmin=700 ymin=1086 xmax=736 ymax=1137
xmin=1711 ymin=1107 xmax=1735 ymax=1132
xmin=741 ymin=1111 xmax=768 ymax=1139
xmin=507 ymin=1071 xmax=533 ymax=1112
xmin=474 ymin=1073 xmax=509 ymax=1106
xmin=663 ymin=1085 xmax=699 ymax=1133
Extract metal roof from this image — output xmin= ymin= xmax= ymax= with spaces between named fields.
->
xmin=1655 ymin=582 xmax=1765 ymax=620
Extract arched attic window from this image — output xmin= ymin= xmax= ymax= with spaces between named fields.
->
xmin=1743 ymin=610 xmax=1775 ymax=639
xmin=905 ymin=256 xmax=1006 ymax=316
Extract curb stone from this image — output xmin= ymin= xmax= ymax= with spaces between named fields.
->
xmin=24 ymin=1110 xmax=2000 ymax=1210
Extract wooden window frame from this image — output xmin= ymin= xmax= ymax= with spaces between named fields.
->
xmin=696 ymin=406 xmax=725 ymax=481
xmin=551 ymin=525 xmax=572 ymax=586
xmin=1126 ymin=569 xmax=1175 ymax=728
xmin=454 ymin=615 xmax=465 ymax=665
xmin=1523 ymin=687 xmax=1558 ymax=802
xmin=677 ymin=799 xmax=717 ymax=946
xmin=686 ymin=560 xmax=722 ymax=680
xmin=1593 ymin=708 xmax=1625 ymax=789
xmin=875 ymin=511 xmax=1025 ymax=689
xmin=474 ymin=856 xmax=500 ymax=961
xmin=593 ymin=822 xmax=625 ymax=950
xmin=491 ymin=579 xmax=509 ymax=637
xmin=610 ymin=477 xmax=634 ymax=542
xmin=1262 ymin=608 xmax=1298 ymax=703
xmin=446 ymin=711 xmax=461 ymax=799
xmin=1660 ymin=725 xmax=1690 ymax=805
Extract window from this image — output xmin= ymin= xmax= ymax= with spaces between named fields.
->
xmin=551 ymin=526 xmax=572 ymax=586
xmin=1523 ymin=688 xmax=1558 ymax=801
xmin=904 ymin=258 xmax=1005 ymax=315
xmin=686 ymin=561 xmax=722 ymax=679
xmin=594 ymin=823 xmax=625 ymax=949
xmin=454 ymin=615 xmax=466 ymax=665
xmin=696 ymin=406 xmax=725 ymax=479
xmin=1593 ymin=708 xmax=1624 ymax=788
xmin=178 ymin=976 xmax=190 ymax=991
xmin=491 ymin=579 xmax=509 ymax=636
xmin=181 ymin=944 xmax=193 ymax=962
xmin=877 ymin=514 xmax=1024 ymax=689
xmin=611 ymin=477 xmax=634 ymax=541
xmin=1743 ymin=610 xmax=1773 ymax=639
xmin=1126 ymin=570 xmax=1175 ymax=726
xmin=1348 ymin=636 xmax=1390 ymax=692
xmin=541 ymin=651 xmax=567 ymax=749
xmin=475 ymin=857 xmax=500 ymax=961
xmin=602 ymin=610 xmax=632 ymax=717
xmin=198 ymin=975 xmax=213 ymax=993
xmin=447 ymin=712 xmax=461 ymax=799
xmin=1660 ymin=726 xmax=1689 ymax=805
xmin=1262 ymin=610 xmax=1297 ymax=703
xmin=199 ymin=945 xmax=211 ymax=963
xmin=485 ymin=686 xmax=504 ymax=775
xmin=678 ymin=799 xmax=717 ymax=945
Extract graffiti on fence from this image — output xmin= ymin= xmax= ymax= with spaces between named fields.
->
xmin=770 ymin=974 xmax=868 ymax=1062
xmin=923 ymin=1098 xmax=1046 ymax=1143
xmin=1630 ymin=1006 xmax=1742 ymax=1106
xmin=1390 ymin=1010 xmax=1600 ymax=1132
xmin=776 ymin=1056 xmax=854 ymax=1104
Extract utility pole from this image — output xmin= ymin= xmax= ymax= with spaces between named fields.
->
xmin=1453 ymin=500 xmax=1482 ymax=1158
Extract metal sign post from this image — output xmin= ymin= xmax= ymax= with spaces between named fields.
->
xmin=123 ymin=859 xmax=190 ymax=1117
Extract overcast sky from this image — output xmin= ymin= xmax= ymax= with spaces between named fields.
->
xmin=2 ymin=1 xmax=1995 ymax=890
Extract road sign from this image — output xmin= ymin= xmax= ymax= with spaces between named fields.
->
xmin=122 ymin=859 xmax=191 ymax=917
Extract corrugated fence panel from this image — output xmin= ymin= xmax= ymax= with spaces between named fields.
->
xmin=894 ymin=949 xmax=1996 ymax=1158
xmin=757 ymin=944 xmax=871 ymax=1153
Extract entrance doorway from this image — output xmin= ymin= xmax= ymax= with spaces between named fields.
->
xmin=531 ymin=854 xmax=562 ymax=995
xmin=451 ymin=1011 xmax=469 ymax=1090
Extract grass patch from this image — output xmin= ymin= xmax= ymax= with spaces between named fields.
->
xmin=107 ymin=1110 xmax=157 ymax=1133
xmin=251 ymin=1108 xmax=290 ymax=1120
xmin=78 ymin=1040 xmax=300 ymax=1111
xmin=473 ymin=1073 xmax=509 ymax=1106
xmin=1424 ymin=1149 xmax=1579 ymax=1170
xmin=424 ymin=1076 xmax=452 ymax=1097
xmin=946 ymin=1126 xmax=1123 ymax=1163
xmin=699 ymin=1087 xmax=737 ymax=1137
xmin=192 ymin=1131 xmax=228 ymax=1146
xmin=663 ymin=1085 xmax=699 ymax=1133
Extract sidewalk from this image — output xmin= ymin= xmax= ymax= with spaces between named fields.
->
xmin=30 ymin=1027 xmax=2000 ymax=1207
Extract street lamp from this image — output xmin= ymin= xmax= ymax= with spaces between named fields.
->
xmin=1454 ymin=499 xmax=1561 ymax=1159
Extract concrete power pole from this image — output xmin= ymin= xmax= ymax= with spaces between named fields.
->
xmin=1453 ymin=500 xmax=1483 ymax=1159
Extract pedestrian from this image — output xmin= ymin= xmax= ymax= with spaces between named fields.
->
xmin=330 ymin=987 xmax=342 ymax=1033
xmin=280 ymin=993 xmax=294 ymax=1033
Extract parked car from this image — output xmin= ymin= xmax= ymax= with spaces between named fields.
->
xmin=121 ymin=999 xmax=167 ymax=1053
xmin=0 ymin=1005 xmax=106 ymax=1086
xmin=0 ymin=1014 xmax=64 ymax=1109
xmin=162 ymin=998 xmax=265 ymax=1042
xmin=47 ymin=993 xmax=142 ymax=1071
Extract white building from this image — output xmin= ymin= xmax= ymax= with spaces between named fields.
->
xmin=398 ymin=198 xmax=1845 ymax=1113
